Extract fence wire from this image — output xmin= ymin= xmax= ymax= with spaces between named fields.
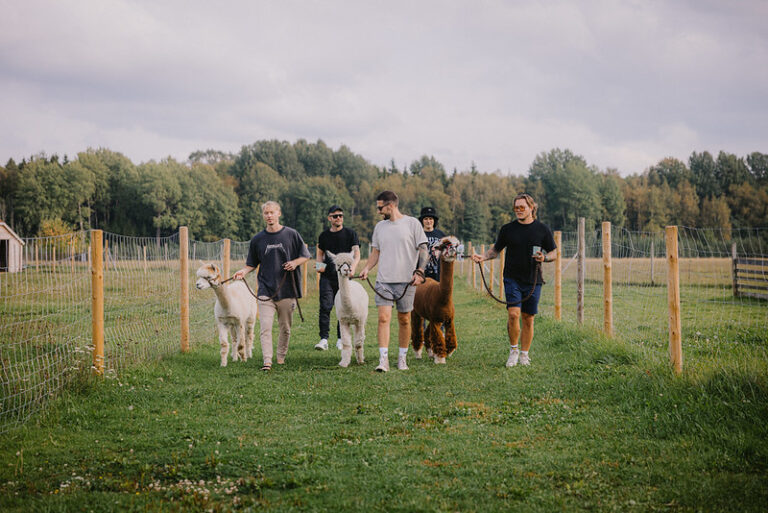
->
xmin=1 ymin=232 xmax=92 ymax=433
xmin=464 ymin=226 xmax=768 ymax=355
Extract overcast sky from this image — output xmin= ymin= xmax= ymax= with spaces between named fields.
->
xmin=1 ymin=0 xmax=766 ymax=176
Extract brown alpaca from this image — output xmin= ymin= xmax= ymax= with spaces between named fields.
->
xmin=411 ymin=236 xmax=460 ymax=364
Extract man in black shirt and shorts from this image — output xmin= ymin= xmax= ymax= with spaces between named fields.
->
xmin=314 ymin=205 xmax=360 ymax=351
xmin=472 ymin=193 xmax=556 ymax=367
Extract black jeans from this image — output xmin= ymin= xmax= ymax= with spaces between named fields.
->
xmin=319 ymin=275 xmax=340 ymax=340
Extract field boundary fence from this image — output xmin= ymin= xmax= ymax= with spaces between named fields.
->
xmin=1 ymin=228 xmax=328 ymax=434
xmin=460 ymin=222 xmax=768 ymax=372
xmin=3 ymin=223 xmax=766 ymax=433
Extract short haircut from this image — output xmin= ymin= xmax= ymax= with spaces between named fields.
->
xmin=261 ymin=200 xmax=281 ymax=213
xmin=513 ymin=193 xmax=538 ymax=220
xmin=376 ymin=190 xmax=399 ymax=205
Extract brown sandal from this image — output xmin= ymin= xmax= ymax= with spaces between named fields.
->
xmin=260 ymin=364 xmax=272 ymax=371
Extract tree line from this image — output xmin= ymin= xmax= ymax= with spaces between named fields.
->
xmin=1 ymin=141 xmax=766 ymax=245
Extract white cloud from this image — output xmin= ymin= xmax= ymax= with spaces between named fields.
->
xmin=0 ymin=0 xmax=766 ymax=174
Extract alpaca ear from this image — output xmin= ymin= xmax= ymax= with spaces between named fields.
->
xmin=326 ymin=251 xmax=336 ymax=260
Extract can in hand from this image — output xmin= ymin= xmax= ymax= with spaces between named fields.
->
xmin=532 ymin=245 xmax=541 ymax=256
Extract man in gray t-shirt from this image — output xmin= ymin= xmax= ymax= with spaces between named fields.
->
xmin=359 ymin=191 xmax=429 ymax=373
xmin=233 ymin=201 xmax=310 ymax=370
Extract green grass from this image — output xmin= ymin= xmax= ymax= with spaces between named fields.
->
xmin=1 ymin=273 xmax=767 ymax=512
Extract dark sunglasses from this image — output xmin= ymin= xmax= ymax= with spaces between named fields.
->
xmin=376 ymin=203 xmax=390 ymax=211
xmin=329 ymin=213 xmax=343 ymax=219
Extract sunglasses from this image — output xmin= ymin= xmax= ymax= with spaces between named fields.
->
xmin=514 ymin=206 xmax=528 ymax=212
xmin=329 ymin=214 xmax=343 ymax=219
xmin=376 ymin=203 xmax=390 ymax=211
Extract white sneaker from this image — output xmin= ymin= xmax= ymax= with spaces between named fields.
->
xmin=314 ymin=339 xmax=329 ymax=351
xmin=506 ymin=349 xmax=520 ymax=367
xmin=336 ymin=338 xmax=343 ymax=350
xmin=519 ymin=353 xmax=531 ymax=366
xmin=397 ymin=354 xmax=409 ymax=370
xmin=375 ymin=357 xmax=390 ymax=372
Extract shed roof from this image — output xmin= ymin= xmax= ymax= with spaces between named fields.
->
xmin=0 ymin=222 xmax=25 ymax=245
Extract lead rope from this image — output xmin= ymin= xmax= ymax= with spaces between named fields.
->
xmin=224 ymin=270 xmax=304 ymax=322
xmin=476 ymin=260 xmax=542 ymax=307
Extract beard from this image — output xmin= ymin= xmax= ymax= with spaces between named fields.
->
xmin=383 ymin=213 xmax=391 ymax=220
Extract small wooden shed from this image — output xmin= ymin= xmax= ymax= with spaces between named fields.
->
xmin=0 ymin=221 xmax=25 ymax=272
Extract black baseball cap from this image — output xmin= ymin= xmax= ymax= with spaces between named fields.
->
xmin=327 ymin=205 xmax=343 ymax=214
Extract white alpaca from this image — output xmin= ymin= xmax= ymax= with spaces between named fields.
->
xmin=195 ymin=262 xmax=258 ymax=367
xmin=326 ymin=251 xmax=368 ymax=367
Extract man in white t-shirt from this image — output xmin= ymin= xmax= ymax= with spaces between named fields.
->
xmin=359 ymin=191 xmax=429 ymax=372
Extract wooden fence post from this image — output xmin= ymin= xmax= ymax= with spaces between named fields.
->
xmin=480 ymin=244 xmax=485 ymax=291
xmin=180 ymin=227 xmax=190 ymax=353
xmin=577 ymin=217 xmax=585 ymax=325
xmin=554 ymin=231 xmax=562 ymax=321
xmin=91 ymin=230 xmax=104 ymax=376
xmin=666 ymin=226 xmax=682 ymax=375
xmin=303 ymin=244 xmax=309 ymax=296
xmin=469 ymin=242 xmax=475 ymax=289
xmin=603 ymin=222 xmax=613 ymax=337
xmin=650 ymin=240 xmax=655 ymax=286
xmin=731 ymin=242 xmax=739 ymax=297
xmin=143 ymin=245 xmax=147 ymax=274
xmin=489 ymin=256 xmax=494 ymax=293
xmin=498 ymin=248 xmax=505 ymax=299
xmin=222 ymin=238 xmax=231 ymax=280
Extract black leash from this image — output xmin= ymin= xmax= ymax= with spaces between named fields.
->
xmin=225 ymin=270 xmax=305 ymax=322
xmin=476 ymin=260 xmax=542 ymax=307
xmin=351 ymin=272 xmax=422 ymax=303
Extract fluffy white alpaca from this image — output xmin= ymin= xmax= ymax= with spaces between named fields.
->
xmin=326 ymin=251 xmax=369 ymax=367
xmin=195 ymin=262 xmax=258 ymax=367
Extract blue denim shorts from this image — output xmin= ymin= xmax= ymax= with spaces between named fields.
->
xmin=503 ymin=278 xmax=542 ymax=315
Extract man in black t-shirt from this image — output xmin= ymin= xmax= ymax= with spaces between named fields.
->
xmin=472 ymin=193 xmax=556 ymax=368
xmin=314 ymin=205 xmax=360 ymax=351
xmin=419 ymin=206 xmax=446 ymax=282
xmin=233 ymin=201 xmax=311 ymax=370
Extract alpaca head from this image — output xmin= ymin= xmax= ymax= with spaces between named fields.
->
xmin=195 ymin=262 xmax=222 ymax=289
xmin=435 ymin=236 xmax=460 ymax=262
xmin=326 ymin=251 xmax=355 ymax=278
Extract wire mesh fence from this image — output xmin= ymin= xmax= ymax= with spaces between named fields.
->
xmin=461 ymin=225 xmax=768 ymax=355
xmin=2 ymin=225 xmax=766 ymax=433
xmin=1 ymin=232 xmax=92 ymax=432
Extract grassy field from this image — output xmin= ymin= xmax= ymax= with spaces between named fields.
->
xmin=1 ymin=267 xmax=767 ymax=512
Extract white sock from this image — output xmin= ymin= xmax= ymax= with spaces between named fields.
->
xmin=521 ymin=350 xmax=529 ymax=356
xmin=379 ymin=347 xmax=388 ymax=358
xmin=510 ymin=345 xmax=519 ymax=353
xmin=399 ymin=347 xmax=408 ymax=357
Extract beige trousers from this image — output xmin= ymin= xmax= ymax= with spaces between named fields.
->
xmin=257 ymin=298 xmax=296 ymax=365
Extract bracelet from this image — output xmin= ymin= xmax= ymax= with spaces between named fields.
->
xmin=413 ymin=269 xmax=425 ymax=278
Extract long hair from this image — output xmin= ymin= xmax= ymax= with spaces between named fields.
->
xmin=514 ymin=193 xmax=537 ymax=220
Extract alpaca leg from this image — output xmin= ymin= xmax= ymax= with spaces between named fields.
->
xmin=228 ymin=325 xmax=240 ymax=362
xmin=354 ymin=322 xmax=365 ymax=364
xmin=246 ymin=319 xmax=255 ymax=359
xmin=236 ymin=324 xmax=247 ymax=361
xmin=338 ymin=322 xmax=352 ymax=368
xmin=411 ymin=311 xmax=424 ymax=358
xmin=217 ymin=323 xmax=230 ymax=367
xmin=445 ymin=317 xmax=458 ymax=357
xmin=429 ymin=322 xmax=447 ymax=363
